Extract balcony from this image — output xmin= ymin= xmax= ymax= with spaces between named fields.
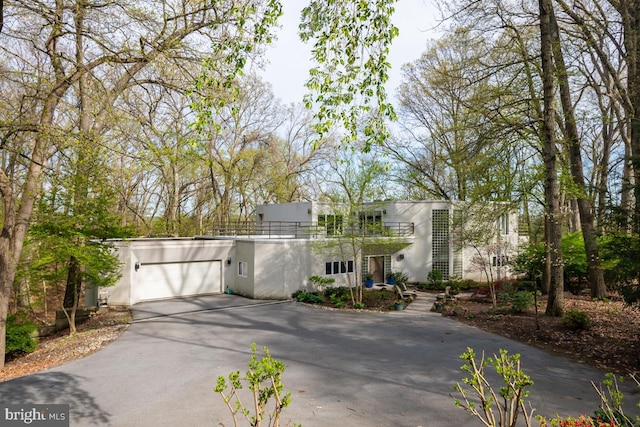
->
xmin=208 ymin=221 xmax=414 ymax=239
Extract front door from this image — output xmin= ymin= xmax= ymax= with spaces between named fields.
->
xmin=368 ymin=256 xmax=385 ymax=284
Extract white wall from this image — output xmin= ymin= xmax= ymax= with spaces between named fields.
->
xmin=380 ymin=201 xmax=452 ymax=282
xmin=107 ymin=238 xmax=235 ymax=306
xmin=257 ymin=202 xmax=315 ymax=223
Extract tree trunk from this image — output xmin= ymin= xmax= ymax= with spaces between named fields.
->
xmin=540 ymin=0 xmax=564 ymax=316
xmin=549 ymin=7 xmax=607 ymax=299
xmin=616 ymin=0 xmax=640 ymax=232
xmin=63 ymin=256 xmax=83 ymax=310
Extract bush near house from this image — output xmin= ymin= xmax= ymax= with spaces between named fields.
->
xmin=293 ymin=287 xmax=404 ymax=311
xmin=5 ymin=313 xmax=38 ymax=359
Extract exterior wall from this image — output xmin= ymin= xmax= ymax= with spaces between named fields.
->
xmin=380 ymin=200 xmax=452 ymax=283
xmin=253 ymin=240 xmax=312 ymax=299
xmin=107 ymin=201 xmax=525 ymax=306
xmin=460 ymin=210 xmax=523 ymax=283
xmin=232 ymin=240 xmax=255 ymax=297
xmin=107 ymin=238 xmax=235 ymax=306
xmin=256 ymin=202 xmax=315 ymax=223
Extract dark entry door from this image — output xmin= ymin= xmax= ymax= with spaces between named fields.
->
xmin=368 ymin=256 xmax=385 ymax=283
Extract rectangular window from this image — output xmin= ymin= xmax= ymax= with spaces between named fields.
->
xmin=318 ymin=214 xmax=343 ymax=235
xmin=500 ymin=214 xmax=509 ymax=235
xmin=359 ymin=211 xmax=383 ymax=235
xmin=492 ymin=256 xmax=509 ymax=267
xmin=324 ymin=260 xmax=355 ymax=275
xmin=238 ymin=261 xmax=248 ymax=277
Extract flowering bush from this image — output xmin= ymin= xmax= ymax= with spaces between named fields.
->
xmin=538 ymin=414 xmax=615 ymax=427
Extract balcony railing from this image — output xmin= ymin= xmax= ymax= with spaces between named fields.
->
xmin=209 ymin=221 xmax=414 ymax=239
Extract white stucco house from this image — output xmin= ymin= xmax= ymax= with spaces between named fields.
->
xmin=97 ymin=200 xmax=523 ymax=306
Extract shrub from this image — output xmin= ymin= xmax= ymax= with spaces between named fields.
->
xmin=386 ymin=271 xmax=408 ymax=286
xmin=6 ymin=313 xmax=38 ymax=357
xmin=292 ymin=291 xmax=325 ymax=304
xmin=562 ymin=310 xmax=591 ymax=331
xmin=504 ymin=291 xmax=535 ymax=314
xmin=428 ymin=269 xmax=444 ymax=288
xmin=599 ymin=233 xmax=640 ymax=307
xmin=309 ymin=275 xmax=335 ymax=290
xmin=322 ymin=286 xmax=350 ymax=300
xmin=215 ymin=343 xmax=299 ymax=427
xmin=453 ymin=347 xmax=535 ymax=427
xmin=539 ymin=414 xmax=616 ymax=426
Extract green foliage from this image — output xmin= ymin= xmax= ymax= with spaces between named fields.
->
xmin=323 ymin=286 xmax=351 ymax=306
xmin=192 ymin=1 xmax=283 ymax=132
xmin=353 ymin=302 xmax=365 ymax=309
xmin=501 ymin=291 xmax=535 ymax=314
xmin=599 ymin=233 xmax=640 ymax=307
xmin=386 ymin=271 xmax=408 ymax=286
xmin=512 ymin=243 xmax=546 ymax=280
xmin=453 ymin=347 xmax=534 ymax=427
xmin=455 ymin=348 xmax=640 ymax=427
xmin=591 ymin=373 xmax=640 ymax=427
xmin=24 ymin=168 xmax=129 ymax=306
xmin=562 ymin=232 xmax=588 ymax=282
xmin=562 ymin=309 xmax=591 ymax=331
xmin=428 ymin=269 xmax=444 ymax=287
xmin=299 ymin=0 xmax=398 ymax=150
xmin=309 ymin=275 xmax=335 ymax=287
xmin=214 ymin=343 xmax=299 ymax=427
xmin=6 ymin=313 xmax=38 ymax=356
xmin=292 ymin=291 xmax=325 ymax=304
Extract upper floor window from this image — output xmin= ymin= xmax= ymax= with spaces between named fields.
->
xmin=318 ymin=214 xmax=343 ymax=235
xmin=500 ymin=214 xmax=509 ymax=235
xmin=359 ymin=211 xmax=383 ymax=234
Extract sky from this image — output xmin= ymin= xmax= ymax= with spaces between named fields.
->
xmin=257 ymin=0 xmax=442 ymax=106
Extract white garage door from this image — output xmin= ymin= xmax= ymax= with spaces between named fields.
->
xmin=136 ymin=260 xmax=222 ymax=301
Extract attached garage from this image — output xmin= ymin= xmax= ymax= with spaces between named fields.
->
xmin=136 ymin=260 xmax=222 ymax=301
xmin=105 ymin=238 xmax=236 ymax=306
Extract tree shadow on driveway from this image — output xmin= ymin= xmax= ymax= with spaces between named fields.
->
xmin=0 ymin=371 xmax=110 ymax=425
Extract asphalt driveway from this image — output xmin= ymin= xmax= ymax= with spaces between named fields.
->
xmin=0 ymin=294 xmax=625 ymax=426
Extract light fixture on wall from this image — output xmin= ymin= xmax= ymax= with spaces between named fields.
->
xmin=227 ymin=257 xmax=232 ymax=265
xmin=397 ymin=254 xmax=404 ymax=261
xmin=134 ymin=262 xmax=140 ymax=271
xmin=307 ymin=208 xmax=312 ymax=215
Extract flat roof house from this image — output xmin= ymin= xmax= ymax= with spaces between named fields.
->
xmin=99 ymin=200 xmax=522 ymax=306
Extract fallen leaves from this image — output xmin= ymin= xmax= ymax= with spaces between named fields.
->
xmin=453 ymin=293 xmax=640 ymax=376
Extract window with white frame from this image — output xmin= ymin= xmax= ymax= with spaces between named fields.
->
xmin=500 ymin=213 xmax=509 ymax=235
xmin=325 ymin=260 xmax=354 ymax=275
xmin=238 ymin=261 xmax=248 ymax=277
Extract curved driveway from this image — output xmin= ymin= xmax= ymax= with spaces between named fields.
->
xmin=0 ymin=294 xmax=619 ymax=426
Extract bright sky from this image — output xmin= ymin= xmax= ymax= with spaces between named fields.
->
xmin=258 ymin=0 xmax=441 ymax=106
